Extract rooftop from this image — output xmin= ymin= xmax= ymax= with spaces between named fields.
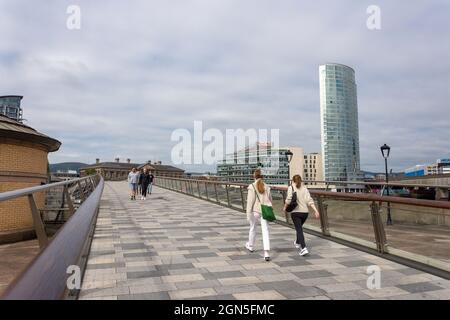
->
xmin=0 ymin=114 xmax=61 ymax=152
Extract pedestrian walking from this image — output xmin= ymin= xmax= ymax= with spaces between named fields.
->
xmin=245 ymin=169 xmax=273 ymax=261
xmin=147 ymin=172 xmax=154 ymax=195
xmin=137 ymin=169 xmax=143 ymax=194
xmin=140 ymin=169 xmax=151 ymax=200
xmin=127 ymin=168 xmax=139 ymax=200
xmin=284 ymin=174 xmax=320 ymax=256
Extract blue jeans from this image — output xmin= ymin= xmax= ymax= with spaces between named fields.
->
xmin=147 ymin=183 xmax=153 ymax=194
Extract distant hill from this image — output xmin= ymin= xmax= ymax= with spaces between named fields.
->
xmin=49 ymin=162 xmax=88 ymax=173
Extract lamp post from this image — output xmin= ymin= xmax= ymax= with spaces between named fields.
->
xmin=286 ymin=150 xmax=294 ymax=186
xmin=380 ymin=144 xmax=393 ymax=225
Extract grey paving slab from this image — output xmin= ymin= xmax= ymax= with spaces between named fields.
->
xmin=78 ymin=181 xmax=450 ymax=300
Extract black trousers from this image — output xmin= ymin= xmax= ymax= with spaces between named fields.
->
xmin=141 ymin=183 xmax=149 ymax=197
xmin=291 ymin=212 xmax=309 ymax=249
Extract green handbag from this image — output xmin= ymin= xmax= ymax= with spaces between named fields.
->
xmin=253 ymin=184 xmax=276 ymax=222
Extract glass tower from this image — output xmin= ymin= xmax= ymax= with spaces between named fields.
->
xmin=0 ymin=96 xmax=23 ymax=122
xmin=319 ymin=64 xmax=361 ymax=182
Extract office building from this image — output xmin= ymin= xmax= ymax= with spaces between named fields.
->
xmin=217 ymin=143 xmax=323 ymax=185
xmin=404 ymin=158 xmax=450 ymax=177
xmin=319 ymin=63 xmax=362 ymax=182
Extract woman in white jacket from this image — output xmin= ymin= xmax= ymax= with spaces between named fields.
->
xmin=245 ymin=169 xmax=272 ymax=261
xmin=284 ymin=174 xmax=320 ymax=256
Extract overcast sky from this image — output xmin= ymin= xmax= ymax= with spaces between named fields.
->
xmin=1 ymin=0 xmax=449 ymax=173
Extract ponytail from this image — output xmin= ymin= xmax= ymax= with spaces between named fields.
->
xmin=292 ymin=174 xmax=302 ymax=189
xmin=254 ymin=169 xmax=265 ymax=193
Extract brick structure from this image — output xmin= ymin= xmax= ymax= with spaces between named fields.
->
xmin=0 ymin=115 xmax=61 ymax=242
xmin=138 ymin=160 xmax=185 ymax=177
xmin=80 ymin=159 xmax=185 ymax=181
xmin=80 ymin=158 xmax=140 ymax=181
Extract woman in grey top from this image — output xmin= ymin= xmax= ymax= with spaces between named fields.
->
xmin=127 ymin=168 xmax=139 ymax=200
xmin=284 ymin=175 xmax=320 ymax=256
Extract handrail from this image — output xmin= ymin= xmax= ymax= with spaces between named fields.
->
xmin=156 ymin=176 xmax=450 ymax=210
xmin=191 ymin=177 xmax=449 ymax=189
xmin=0 ymin=175 xmax=96 ymax=202
xmin=1 ymin=176 xmax=104 ymax=300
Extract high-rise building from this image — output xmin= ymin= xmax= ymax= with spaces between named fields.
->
xmin=0 ymin=95 xmax=23 ymax=122
xmin=319 ymin=63 xmax=361 ymax=182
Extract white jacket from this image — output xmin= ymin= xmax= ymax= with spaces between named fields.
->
xmin=246 ymin=180 xmax=273 ymax=221
xmin=285 ymin=184 xmax=315 ymax=213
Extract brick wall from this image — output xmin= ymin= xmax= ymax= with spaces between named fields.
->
xmin=0 ymin=142 xmax=48 ymax=232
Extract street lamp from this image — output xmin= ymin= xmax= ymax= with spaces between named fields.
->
xmin=380 ymin=144 xmax=393 ymax=225
xmin=286 ymin=150 xmax=294 ymax=186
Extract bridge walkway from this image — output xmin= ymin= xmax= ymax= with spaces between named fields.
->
xmin=78 ymin=181 xmax=450 ymax=300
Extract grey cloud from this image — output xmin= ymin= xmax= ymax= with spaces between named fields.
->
xmin=0 ymin=0 xmax=449 ymax=172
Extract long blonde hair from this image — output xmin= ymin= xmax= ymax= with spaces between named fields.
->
xmin=254 ymin=169 xmax=265 ymax=193
xmin=292 ymin=174 xmax=302 ymax=189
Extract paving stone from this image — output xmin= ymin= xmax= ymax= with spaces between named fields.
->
xmin=317 ymin=282 xmax=364 ymax=293
xmin=293 ymin=270 xmax=334 ymax=279
xmin=397 ymin=282 xmax=444 ymax=293
xmin=218 ymin=276 xmax=262 ymax=286
xmin=233 ymin=290 xmax=285 ymax=300
xmin=339 ymin=260 xmax=372 ymax=268
xmin=169 ymin=288 xmax=217 ymax=299
xmin=362 ymin=287 xmax=410 ymax=298
xmin=203 ymin=271 xmax=245 ymax=280
xmin=327 ymin=290 xmax=372 ymax=300
xmin=117 ymin=292 xmax=170 ymax=300
xmin=214 ymin=284 xmax=262 ymax=295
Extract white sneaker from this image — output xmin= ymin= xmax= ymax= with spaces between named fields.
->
xmin=245 ymin=243 xmax=254 ymax=253
xmin=143 ymin=197 xmax=146 ymax=200
xmin=293 ymin=241 xmax=300 ymax=249
xmin=299 ymin=247 xmax=309 ymax=256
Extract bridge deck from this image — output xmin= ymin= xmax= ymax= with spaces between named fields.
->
xmin=79 ymin=181 xmax=450 ymax=300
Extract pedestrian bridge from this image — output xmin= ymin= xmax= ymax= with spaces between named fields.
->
xmin=81 ymin=182 xmax=449 ymax=300
xmin=1 ymin=178 xmax=449 ymax=300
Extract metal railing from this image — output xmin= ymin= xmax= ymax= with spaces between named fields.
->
xmin=0 ymin=174 xmax=104 ymax=300
xmin=155 ymin=176 xmax=450 ymax=279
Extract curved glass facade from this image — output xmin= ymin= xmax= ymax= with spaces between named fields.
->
xmin=319 ymin=64 xmax=361 ymax=182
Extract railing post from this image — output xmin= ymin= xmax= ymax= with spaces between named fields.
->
xmin=282 ymin=190 xmax=290 ymax=224
xmin=63 ymin=185 xmax=75 ymax=216
xmin=370 ymin=201 xmax=388 ymax=253
xmin=317 ymin=197 xmax=330 ymax=236
xmin=89 ymin=177 xmax=95 ymax=193
xmin=214 ymin=183 xmax=219 ymax=203
xmin=226 ymin=184 xmax=231 ymax=207
xmin=197 ymin=181 xmax=201 ymax=198
xmin=205 ymin=182 xmax=209 ymax=200
xmin=240 ymin=186 xmax=245 ymax=211
xmin=27 ymin=194 xmax=48 ymax=249
xmin=77 ymin=181 xmax=86 ymax=202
